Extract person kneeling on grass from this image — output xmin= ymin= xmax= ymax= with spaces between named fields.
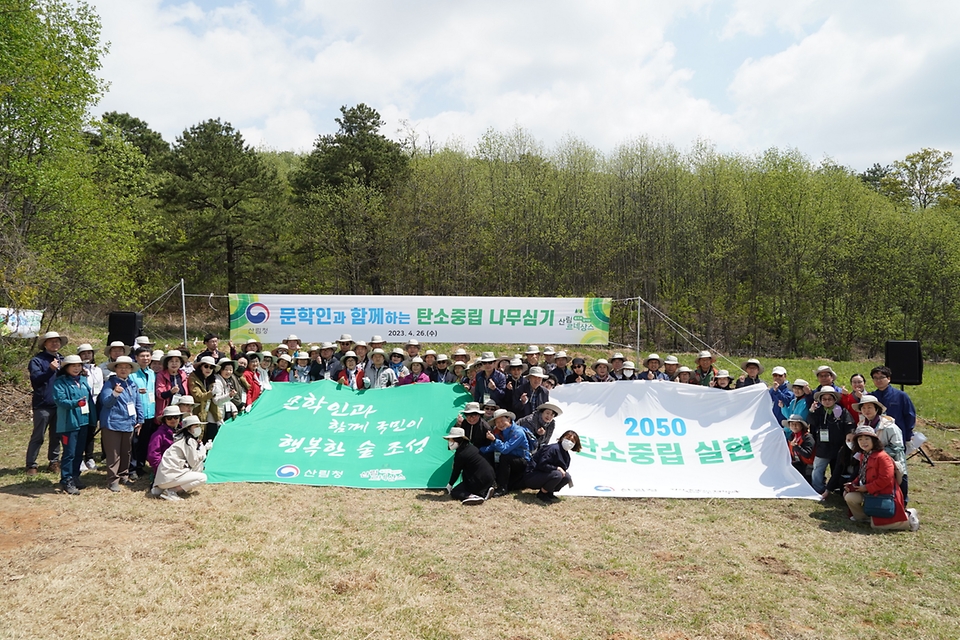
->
xmin=443 ymin=427 xmax=496 ymax=506
xmin=843 ymin=425 xmax=918 ymax=531
xmin=151 ymin=415 xmax=210 ymax=502
xmin=526 ymin=430 xmax=581 ymax=503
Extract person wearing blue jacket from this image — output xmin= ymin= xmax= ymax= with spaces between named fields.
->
xmin=869 ymin=366 xmax=916 ymax=443
xmin=51 ymin=355 xmax=97 ymax=494
xmin=26 ymin=331 xmax=67 ymax=475
xmin=473 ymin=352 xmax=507 ymax=407
xmin=526 ymin=430 xmax=581 ymax=502
xmin=480 ymin=409 xmax=530 ymax=497
xmin=768 ymin=366 xmax=793 ymax=426
xmin=129 ymin=348 xmax=157 ymax=481
xmin=98 ymin=355 xmax=144 ymax=492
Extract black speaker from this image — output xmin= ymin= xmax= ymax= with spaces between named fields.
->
xmin=885 ymin=340 xmax=923 ymax=386
xmin=108 ymin=311 xmax=143 ymax=348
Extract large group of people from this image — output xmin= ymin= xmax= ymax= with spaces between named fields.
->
xmin=25 ymin=330 xmax=920 ymax=527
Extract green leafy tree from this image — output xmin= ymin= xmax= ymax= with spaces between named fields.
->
xmin=880 ymin=148 xmax=955 ymax=209
xmin=157 ymin=118 xmax=284 ymax=293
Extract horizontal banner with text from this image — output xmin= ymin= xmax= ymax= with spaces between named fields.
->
xmin=229 ymin=294 xmax=611 ymax=345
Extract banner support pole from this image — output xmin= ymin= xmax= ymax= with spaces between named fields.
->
xmin=181 ymin=278 xmax=188 ymax=348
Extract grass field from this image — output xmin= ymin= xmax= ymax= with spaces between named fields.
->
xmin=2 ymin=338 xmax=959 ymax=639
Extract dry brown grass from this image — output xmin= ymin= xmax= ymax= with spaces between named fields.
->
xmin=1 ymin=418 xmax=959 ymax=640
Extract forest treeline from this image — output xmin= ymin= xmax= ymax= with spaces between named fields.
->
xmin=4 ymin=0 xmax=960 ymax=361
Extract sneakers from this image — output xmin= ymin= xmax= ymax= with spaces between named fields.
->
xmin=62 ymin=481 xmax=80 ymax=496
xmin=107 ymin=481 xmax=121 ymax=493
xmin=74 ymin=479 xmax=86 ymax=490
xmin=907 ymin=508 xmax=920 ymax=532
xmin=492 ymin=488 xmax=509 ymax=498
xmin=85 ymin=459 xmax=96 ymax=471
xmin=461 ymin=494 xmax=485 ymax=506
xmin=159 ymin=489 xmax=183 ymax=501
xmin=484 ymin=487 xmax=495 ymax=501
xmin=150 ymin=486 xmax=163 ymax=497
xmin=48 ymin=461 xmax=60 ymax=475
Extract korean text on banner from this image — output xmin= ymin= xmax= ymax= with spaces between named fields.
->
xmin=205 ymin=380 xmax=471 ymax=488
xmin=550 ymin=382 xmax=821 ymax=499
xmin=229 ymin=294 xmax=611 ymax=345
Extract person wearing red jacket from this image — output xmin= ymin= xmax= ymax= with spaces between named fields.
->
xmin=242 ymin=352 xmax=263 ymax=407
xmin=844 ymin=425 xmax=918 ymax=531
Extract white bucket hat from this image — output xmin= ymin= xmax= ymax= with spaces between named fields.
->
xmin=525 ymin=345 xmax=540 ymax=355
xmin=61 ymin=354 xmax=83 ymax=366
xmin=106 ymin=355 xmax=138 ymax=372
xmin=40 ymin=331 xmax=68 ymax=348
xmin=527 ymin=366 xmax=549 ymax=378
xmin=643 ymin=353 xmax=662 ymax=368
xmin=443 ymin=427 xmax=467 ymax=440
xmin=103 ymin=340 xmax=129 ymax=357
xmin=743 ymin=358 xmax=764 ymax=374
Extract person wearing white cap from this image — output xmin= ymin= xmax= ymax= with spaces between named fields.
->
xmin=334 ymin=334 xmax=354 ymax=360
xmin=618 ymin=361 xmax=637 ymax=381
xmin=211 ymin=358 xmax=245 ymax=441
xmin=783 ymin=414 xmax=815 ymax=482
xmin=843 ymin=424 xmax=917 ymax=531
xmin=75 ymin=343 xmax=104 ymax=471
xmin=814 ymin=365 xmax=840 ymax=393
xmin=135 ymin=335 xmax=155 ymax=349
xmin=442 ymin=426 xmax=496 ymax=505
xmin=738 ymin=359 xmax=764 ymax=387
xmin=504 ymin=357 xmax=525 ymax=399
xmin=422 ymin=349 xmax=437 ymax=375
xmin=431 ymin=354 xmax=456 ymax=383
xmin=365 ymin=348 xmax=398 ymax=388
xmin=808 ymin=387 xmax=855 ymax=495
xmin=129 ymin=347 xmax=158 ymax=481
xmin=549 ymin=351 xmax=571 ymax=386
xmin=609 ymin=352 xmax=626 ymax=378
xmin=517 ymin=401 xmax=563 ymax=450
xmin=337 ymin=352 xmax=371 ymax=389
xmin=852 ymin=394 xmax=908 ymax=501
xmin=99 ymin=340 xmax=130 ymax=382
xmin=149 ymin=349 xmax=165 ymax=373
xmin=479 ymin=409 xmax=531 ymax=497
xmin=663 ymin=355 xmax=680 ymax=381
xmin=472 ymin=352 xmax=507 ymax=406
xmin=188 ymin=356 xmax=218 ymax=428
xmin=675 ymin=366 xmax=693 ymax=384
xmin=310 ymin=342 xmax=342 ymax=381
xmin=590 ymin=359 xmax=615 ymax=383
xmin=523 ymin=345 xmax=540 ymax=372
xmin=690 ymin=350 xmax=718 ymax=387
xmin=26 ymin=331 xmax=68 ymax=475
xmin=398 ymin=356 xmax=430 ymax=385
xmin=639 ymin=354 xmax=669 ymax=381
xmin=542 ymin=346 xmax=556 ymax=372
xmin=283 ymin=334 xmax=302 ymax=351
xmin=147 ymin=405 xmax=183 ymax=475
xmin=352 ymin=341 xmax=370 ymax=370
xmin=98 ymin=356 xmax=144 ymax=491
xmin=51 ymin=354 xmax=97 ymax=493
xmin=404 ymin=338 xmax=421 ymax=361
xmin=229 ymin=337 xmax=263 ymax=360
xmin=270 ymin=353 xmax=294 ymax=383
xmin=513 ymin=366 xmax=550 ymax=419
xmin=368 ymin=335 xmax=385 ymax=351
xmin=768 ymin=366 xmax=793 ymax=426
xmin=780 ymin=379 xmax=813 ymax=439
xmin=451 ymin=347 xmax=470 ymax=363
xmin=152 ymin=415 xmax=210 ymax=501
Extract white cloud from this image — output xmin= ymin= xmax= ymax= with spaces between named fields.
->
xmin=89 ymin=0 xmax=960 ymax=170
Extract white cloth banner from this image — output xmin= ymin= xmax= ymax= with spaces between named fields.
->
xmin=551 ymin=382 xmax=820 ymax=499
xmin=229 ymin=294 xmax=611 ymax=345
xmin=0 ymin=307 xmax=43 ymax=338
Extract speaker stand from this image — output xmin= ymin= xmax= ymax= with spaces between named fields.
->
xmin=908 ymin=447 xmax=935 ymax=467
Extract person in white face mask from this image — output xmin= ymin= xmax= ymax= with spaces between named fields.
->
xmin=525 ymin=430 xmax=581 ymax=503
xmin=151 ymin=415 xmax=210 ymax=501
xmin=442 ymin=427 xmax=496 ymax=505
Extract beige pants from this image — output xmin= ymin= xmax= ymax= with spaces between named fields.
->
xmin=156 ymin=471 xmax=207 ymax=492
xmin=844 ymin=491 xmax=911 ymax=531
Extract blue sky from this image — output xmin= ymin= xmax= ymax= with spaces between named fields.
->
xmin=90 ymin=0 xmax=960 ymax=171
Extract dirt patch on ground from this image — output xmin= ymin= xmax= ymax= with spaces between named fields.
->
xmin=755 ymin=555 xmax=808 ymax=580
xmin=0 ymin=506 xmax=56 ymax=554
xmin=923 ymin=444 xmax=960 ymax=462
xmin=0 ymin=382 xmax=32 ymax=424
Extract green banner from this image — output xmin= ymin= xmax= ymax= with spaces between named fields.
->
xmin=205 ymin=381 xmax=471 ymax=488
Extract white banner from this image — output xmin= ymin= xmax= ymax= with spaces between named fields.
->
xmin=551 ymin=382 xmax=820 ymax=499
xmin=0 ymin=307 xmax=43 ymax=338
xmin=230 ymin=294 xmax=611 ymax=345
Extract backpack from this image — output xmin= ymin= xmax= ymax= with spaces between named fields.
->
xmin=519 ymin=425 xmax=539 ymax=455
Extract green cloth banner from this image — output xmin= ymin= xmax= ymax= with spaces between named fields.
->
xmin=205 ymin=381 xmax=471 ymax=488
